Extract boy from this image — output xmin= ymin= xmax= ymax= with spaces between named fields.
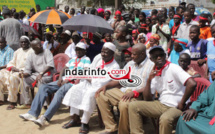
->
xmin=152 ymin=13 xmax=170 ymax=51
xmin=188 ymin=25 xmax=207 ymax=65
xmin=177 ymin=10 xmax=199 ymax=42
xmin=199 ymin=14 xmax=212 ymax=39
xmin=178 ymin=53 xmax=201 ymax=78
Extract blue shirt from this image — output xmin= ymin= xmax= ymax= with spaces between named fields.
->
xmin=207 ymin=41 xmax=215 ymax=82
xmin=0 ymin=45 xmax=14 ymax=66
xmin=188 ymin=39 xmax=207 ymax=60
xmin=169 ymin=18 xmax=183 ymax=29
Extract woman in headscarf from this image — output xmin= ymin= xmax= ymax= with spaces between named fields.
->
xmin=137 ymin=33 xmax=148 ymax=44
xmin=145 ymin=34 xmax=160 ymax=49
xmin=169 ymin=38 xmax=190 ymax=65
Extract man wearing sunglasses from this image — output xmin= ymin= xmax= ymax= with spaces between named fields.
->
xmin=128 ymin=46 xmax=197 ymax=134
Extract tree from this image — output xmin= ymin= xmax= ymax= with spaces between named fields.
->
xmin=212 ymin=0 xmax=215 ymax=4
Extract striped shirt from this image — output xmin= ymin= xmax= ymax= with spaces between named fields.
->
xmin=120 ymin=57 xmax=154 ymax=93
xmin=65 ymin=55 xmax=91 ymax=70
xmin=0 ymin=45 xmax=14 ymax=66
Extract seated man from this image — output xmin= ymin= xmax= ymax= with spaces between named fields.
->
xmin=0 ymin=36 xmax=33 ymax=109
xmin=42 ymin=31 xmax=59 ymax=54
xmin=178 ymin=53 xmax=201 ymax=78
xmin=65 ymin=31 xmax=81 ymax=58
xmin=0 ymin=36 xmax=14 ymax=105
xmin=128 ymin=46 xmax=196 ymax=134
xmin=17 ymin=39 xmax=56 ymax=109
xmin=0 ymin=36 xmax=14 ymax=70
xmin=176 ymin=81 xmax=215 ymax=134
xmin=95 ymin=43 xmax=154 ymax=134
xmin=19 ymin=42 xmax=90 ymax=124
xmin=62 ymin=42 xmax=120 ymax=133
xmin=53 ymin=30 xmax=71 ymax=55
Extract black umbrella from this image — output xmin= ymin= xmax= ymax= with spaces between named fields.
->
xmin=62 ymin=14 xmax=113 ymax=33
xmin=22 ymin=24 xmax=40 ymax=36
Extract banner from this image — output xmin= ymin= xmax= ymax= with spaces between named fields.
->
xmin=0 ymin=0 xmax=55 ymax=14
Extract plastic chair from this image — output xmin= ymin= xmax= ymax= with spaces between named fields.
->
xmin=189 ymin=60 xmax=207 ymax=77
xmin=190 ymin=77 xmax=211 ymax=102
xmin=53 ymin=53 xmax=70 ymax=81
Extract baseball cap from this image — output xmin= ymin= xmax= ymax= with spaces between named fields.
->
xmin=149 ymin=46 xmax=165 ymax=54
xmin=76 ymin=42 xmax=86 ymax=50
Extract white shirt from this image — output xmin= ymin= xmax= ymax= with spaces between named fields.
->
xmin=120 ymin=57 xmax=154 ymax=93
xmin=177 ymin=20 xmax=199 ymax=42
xmin=65 ymin=43 xmax=76 ymax=58
xmin=151 ymin=63 xmax=191 ymax=107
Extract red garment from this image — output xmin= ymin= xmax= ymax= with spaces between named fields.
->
xmin=98 ymin=57 xmax=114 ymax=69
xmin=155 ymin=61 xmax=171 ymax=76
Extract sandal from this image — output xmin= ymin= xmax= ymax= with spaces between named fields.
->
xmin=7 ymin=104 xmax=16 ymax=110
xmin=62 ymin=119 xmax=81 ymax=129
xmin=79 ymin=123 xmax=89 ymax=134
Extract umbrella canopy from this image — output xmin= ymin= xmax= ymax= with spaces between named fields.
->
xmin=29 ymin=9 xmax=71 ymax=25
xmin=22 ymin=24 xmax=40 ymax=36
xmin=62 ymin=14 xmax=113 ymax=33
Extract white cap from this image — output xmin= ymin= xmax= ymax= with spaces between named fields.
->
xmin=64 ymin=30 xmax=71 ymax=36
xmin=103 ymin=42 xmax=116 ymax=52
xmin=76 ymin=42 xmax=86 ymax=50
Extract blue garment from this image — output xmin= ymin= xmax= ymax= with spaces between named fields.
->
xmin=188 ymin=39 xmax=208 ymax=60
xmin=169 ymin=18 xmax=183 ymax=29
xmin=28 ymin=81 xmax=72 ymax=120
xmin=86 ymin=42 xmax=104 ymax=62
xmin=207 ymin=41 xmax=215 ymax=82
xmin=169 ymin=38 xmax=188 ymax=65
xmin=176 ymin=81 xmax=215 ymax=134
xmin=28 ymin=55 xmax=91 ymax=120
xmin=0 ymin=45 xmax=14 ymax=66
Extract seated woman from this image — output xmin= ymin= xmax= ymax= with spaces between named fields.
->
xmin=169 ymin=38 xmax=190 ymax=65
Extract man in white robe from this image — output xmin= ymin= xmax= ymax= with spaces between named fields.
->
xmin=62 ymin=42 xmax=120 ymax=133
xmin=0 ymin=36 xmax=33 ymax=109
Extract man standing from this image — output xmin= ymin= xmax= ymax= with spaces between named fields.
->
xmin=17 ymin=39 xmax=55 ymax=109
xmin=42 ymin=31 xmax=59 ymax=54
xmin=95 ymin=44 xmax=154 ymax=134
xmin=0 ymin=8 xmax=23 ymax=50
xmin=128 ymin=46 xmax=196 ymax=134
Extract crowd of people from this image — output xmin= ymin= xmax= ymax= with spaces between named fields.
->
xmin=0 ymin=2 xmax=215 ymax=134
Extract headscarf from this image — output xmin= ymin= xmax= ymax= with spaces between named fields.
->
xmin=150 ymin=34 xmax=160 ymax=41
xmin=170 ymin=38 xmax=188 ymax=65
xmin=97 ymin=8 xmax=104 ymax=14
xmin=138 ymin=33 xmax=148 ymax=42
xmin=114 ymin=10 xmax=123 ymax=20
